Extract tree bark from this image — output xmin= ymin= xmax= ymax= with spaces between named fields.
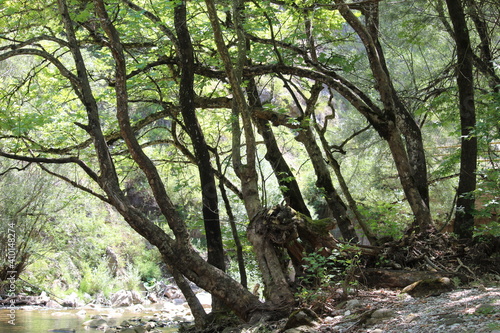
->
xmin=90 ymin=0 xmax=267 ymax=321
xmin=314 ymin=122 xmax=377 ymax=245
xmin=464 ymin=0 xmax=500 ymax=93
xmin=445 ymin=0 xmax=477 ymax=239
xmin=295 ymin=126 xmax=359 ymax=243
xmin=173 ymin=3 xmax=227 ymax=312
xmin=333 ymin=0 xmax=433 ymax=231
xmin=204 ymin=0 xmax=295 ymax=307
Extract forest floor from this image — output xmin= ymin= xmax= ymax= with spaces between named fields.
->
xmin=206 ymin=284 xmax=500 ymax=333
xmin=314 ymin=285 xmax=500 ymax=333
xmin=195 ymin=233 xmax=500 ymax=333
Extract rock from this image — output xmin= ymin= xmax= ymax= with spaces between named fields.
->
xmin=83 ymin=318 xmax=108 ymax=329
xmin=147 ymin=293 xmax=158 ymax=303
xmin=39 ymin=291 xmax=51 ymax=304
xmin=172 ymin=298 xmax=185 ymax=305
xmin=76 ymin=309 xmax=86 ymax=317
xmin=111 ymin=290 xmax=144 ymax=307
xmin=371 ymin=308 xmax=395 ymax=319
xmin=366 ymin=308 xmax=395 ymax=325
xmin=61 ymin=292 xmax=83 ymax=308
xmin=46 ymin=300 xmax=63 ymax=308
xmin=345 ymin=299 xmax=362 ymax=310
xmin=402 ymin=277 xmax=454 ymax=297
xmin=283 ymin=326 xmax=319 ymax=333
xmin=284 ymin=308 xmax=320 ymax=330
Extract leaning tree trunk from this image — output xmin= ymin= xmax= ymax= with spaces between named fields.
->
xmin=295 ymin=125 xmax=359 ymax=243
xmin=334 ymin=0 xmax=433 ymax=231
xmin=90 ymin=0 xmax=268 ymax=322
xmin=446 ymin=0 xmax=477 ymax=239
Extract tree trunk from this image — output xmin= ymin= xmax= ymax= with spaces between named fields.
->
xmin=90 ymin=0 xmax=270 ymax=322
xmin=295 ymin=126 xmax=359 ymax=243
xmin=464 ymin=0 xmax=500 ymax=93
xmin=173 ymin=3 xmax=227 ymax=310
xmin=314 ymin=123 xmax=377 ymax=245
xmin=205 ymin=0 xmax=296 ymax=307
xmin=247 ymin=79 xmax=312 ymax=219
xmin=334 ymin=0 xmax=433 ymax=231
xmin=446 ymin=0 xmax=477 ymax=239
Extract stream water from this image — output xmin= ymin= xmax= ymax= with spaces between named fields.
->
xmin=0 ymin=307 xmax=178 ymax=332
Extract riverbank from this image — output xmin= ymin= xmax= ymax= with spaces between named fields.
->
xmin=0 ymin=288 xmax=211 ymax=332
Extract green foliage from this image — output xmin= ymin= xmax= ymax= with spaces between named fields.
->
xmin=296 ymin=245 xmax=361 ymax=306
xmin=119 ymin=264 xmax=143 ymax=292
xmin=474 ymin=222 xmax=500 ymax=238
xmin=359 ymin=201 xmax=412 ymax=240
xmin=78 ymin=260 xmax=114 ymax=297
xmin=134 ymin=251 xmax=163 ymax=282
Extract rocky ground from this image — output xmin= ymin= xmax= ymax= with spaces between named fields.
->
xmin=314 ymin=286 xmax=500 ymax=333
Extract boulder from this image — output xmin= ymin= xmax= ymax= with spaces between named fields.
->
xmin=111 ymin=290 xmax=144 ymax=307
xmin=61 ymin=292 xmax=83 ymax=308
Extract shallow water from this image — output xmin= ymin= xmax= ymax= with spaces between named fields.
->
xmin=0 ymin=307 xmax=178 ymax=332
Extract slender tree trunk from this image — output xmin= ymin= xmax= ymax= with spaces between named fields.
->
xmin=205 ymin=0 xmax=295 ymax=307
xmin=314 ymin=123 xmax=377 ymax=244
xmin=173 ymin=0 xmax=226 ymax=287
xmin=465 ymin=0 xmax=500 ymax=93
xmin=334 ymin=0 xmax=433 ymax=231
xmin=247 ymin=80 xmax=312 ymax=219
xmin=295 ymin=126 xmax=359 ymax=243
xmin=445 ymin=0 xmax=477 ymax=239
xmin=90 ymin=0 xmax=267 ymax=322
xmin=168 ymin=264 xmax=207 ymax=327
xmin=215 ymin=153 xmax=248 ymax=289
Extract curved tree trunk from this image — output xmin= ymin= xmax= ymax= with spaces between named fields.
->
xmin=86 ymin=0 xmax=269 ymax=322
xmin=314 ymin=122 xmax=377 ymax=245
xmin=295 ymin=126 xmax=359 ymax=243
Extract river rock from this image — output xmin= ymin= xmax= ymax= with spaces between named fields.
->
xmin=111 ymin=290 xmax=144 ymax=307
xmin=345 ymin=299 xmax=362 ymax=310
xmin=366 ymin=308 xmax=395 ymax=325
xmin=61 ymin=292 xmax=83 ymax=307
xmin=83 ymin=318 xmax=108 ymax=329
xmin=46 ymin=299 xmax=63 ymax=308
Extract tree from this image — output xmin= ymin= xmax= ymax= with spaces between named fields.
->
xmin=445 ymin=0 xmax=478 ymax=239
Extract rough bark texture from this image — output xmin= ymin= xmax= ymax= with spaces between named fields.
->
xmin=205 ymin=0 xmax=295 ymax=308
xmin=81 ymin=0 xmax=267 ymax=322
xmin=173 ymin=1 xmax=226 ymax=299
xmin=247 ymin=80 xmax=312 ymax=220
xmin=446 ymin=0 xmax=477 ymax=239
